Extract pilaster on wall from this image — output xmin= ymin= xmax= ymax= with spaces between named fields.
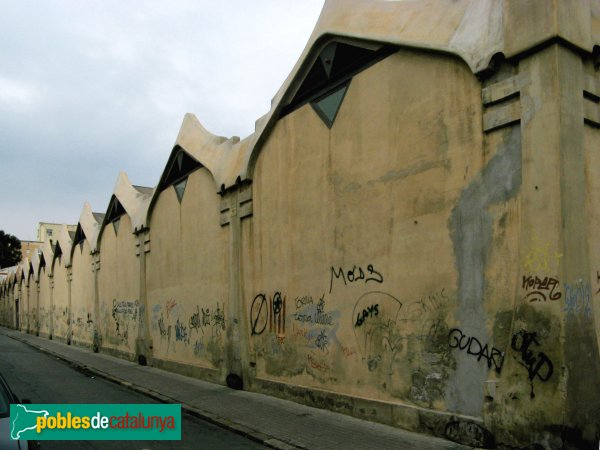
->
xmin=66 ymin=266 xmax=73 ymax=345
xmin=554 ymin=46 xmax=600 ymax=448
xmin=488 ymin=43 xmax=600 ymax=449
xmin=135 ymin=228 xmax=151 ymax=365
xmin=25 ymin=283 xmax=30 ymax=334
xmin=35 ymin=281 xmax=40 ymax=336
xmin=91 ymin=250 xmax=101 ymax=352
xmin=220 ymin=183 xmax=252 ymax=387
xmin=48 ymin=273 xmax=54 ymax=340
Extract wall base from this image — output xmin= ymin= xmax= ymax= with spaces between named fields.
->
xmin=251 ymin=377 xmax=494 ymax=448
xmin=150 ymin=357 xmax=222 ymax=385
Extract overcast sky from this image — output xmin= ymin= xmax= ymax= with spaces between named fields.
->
xmin=0 ymin=0 xmax=324 ymax=241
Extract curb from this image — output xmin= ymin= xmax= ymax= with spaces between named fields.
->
xmin=3 ymin=330 xmax=305 ymax=450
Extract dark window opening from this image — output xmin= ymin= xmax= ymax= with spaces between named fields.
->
xmin=163 ymin=151 xmax=201 ymax=188
xmin=53 ymin=242 xmax=62 ymax=266
xmin=279 ymin=41 xmax=396 ymax=127
xmin=160 ymin=150 xmax=201 ymax=203
xmin=73 ymin=224 xmax=86 ymax=248
xmin=105 ymin=197 xmax=126 ymax=235
xmin=106 ymin=198 xmax=126 ymax=223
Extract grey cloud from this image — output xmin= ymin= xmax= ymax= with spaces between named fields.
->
xmin=0 ymin=0 xmax=324 ymax=239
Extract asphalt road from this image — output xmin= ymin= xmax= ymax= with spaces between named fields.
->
xmin=0 ymin=334 xmax=267 ymax=449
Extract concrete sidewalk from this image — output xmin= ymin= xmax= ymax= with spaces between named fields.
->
xmin=1 ymin=328 xmax=476 ymax=450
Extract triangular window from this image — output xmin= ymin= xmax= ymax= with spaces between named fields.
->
xmin=310 ymin=82 xmax=349 ymax=129
xmin=173 ymin=177 xmax=188 ymax=203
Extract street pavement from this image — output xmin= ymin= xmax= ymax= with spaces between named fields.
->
xmin=0 ymin=327 xmax=477 ymax=450
xmin=0 ymin=332 xmax=267 ymax=449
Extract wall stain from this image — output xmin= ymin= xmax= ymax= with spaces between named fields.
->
xmin=446 ymin=125 xmax=521 ymax=416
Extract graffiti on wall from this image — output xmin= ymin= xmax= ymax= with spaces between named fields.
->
xmin=523 ymin=233 xmax=562 ymax=273
xmin=252 ymin=288 xmax=341 ymax=380
xmin=352 ymin=291 xmax=403 ymax=372
xmin=354 ymin=303 xmax=379 ymax=327
xmin=511 ymin=329 xmax=553 ymax=398
xmin=293 ymin=294 xmax=334 ymax=326
xmin=110 ymin=299 xmax=138 ymax=345
xmin=73 ymin=310 xmax=94 ymax=342
xmin=445 ymin=421 xmax=494 ymax=448
xmin=293 ymin=295 xmax=339 ymax=354
xmin=152 ymin=299 xmax=225 ymax=367
xmin=522 ymin=275 xmax=561 ymax=303
xmin=564 ymin=280 xmax=592 ymax=317
xmin=251 ymin=264 xmax=454 ymax=407
xmin=188 ymin=303 xmax=226 ymax=338
xmin=329 ymin=264 xmax=383 ymax=293
xmin=158 ymin=312 xmax=172 ymax=341
xmin=250 ymin=292 xmax=286 ymax=336
xmin=447 ymin=328 xmax=504 ymax=373
xmin=350 ymin=286 xmax=453 ymax=407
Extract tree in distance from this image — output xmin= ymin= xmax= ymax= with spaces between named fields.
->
xmin=0 ymin=230 xmax=22 ymax=268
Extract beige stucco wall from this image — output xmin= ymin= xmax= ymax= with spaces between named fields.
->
xmin=70 ymin=240 xmax=95 ymax=346
xmin=97 ymin=214 xmax=139 ymax=357
xmin=146 ymin=166 xmax=229 ymax=373
xmin=3 ymin=5 xmax=598 ymax=445
xmin=243 ymin=48 xmax=522 ymax=422
xmin=51 ymin=256 xmax=70 ymax=341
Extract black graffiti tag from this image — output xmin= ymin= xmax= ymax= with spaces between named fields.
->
xmin=272 ymin=292 xmax=283 ymax=314
xmin=448 ymin=328 xmax=504 ymax=373
xmin=189 ymin=305 xmax=201 ymax=333
xmin=511 ymin=330 xmax=553 ymax=382
xmin=522 ymin=275 xmax=561 ymax=302
xmin=329 ymin=264 xmax=383 ymax=293
xmin=250 ymin=294 xmax=268 ymax=336
xmin=354 ymin=304 xmax=379 ymax=327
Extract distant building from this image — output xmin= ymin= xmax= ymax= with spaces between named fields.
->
xmin=37 ymin=222 xmax=76 ymax=245
xmin=20 ymin=240 xmax=42 ymax=260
